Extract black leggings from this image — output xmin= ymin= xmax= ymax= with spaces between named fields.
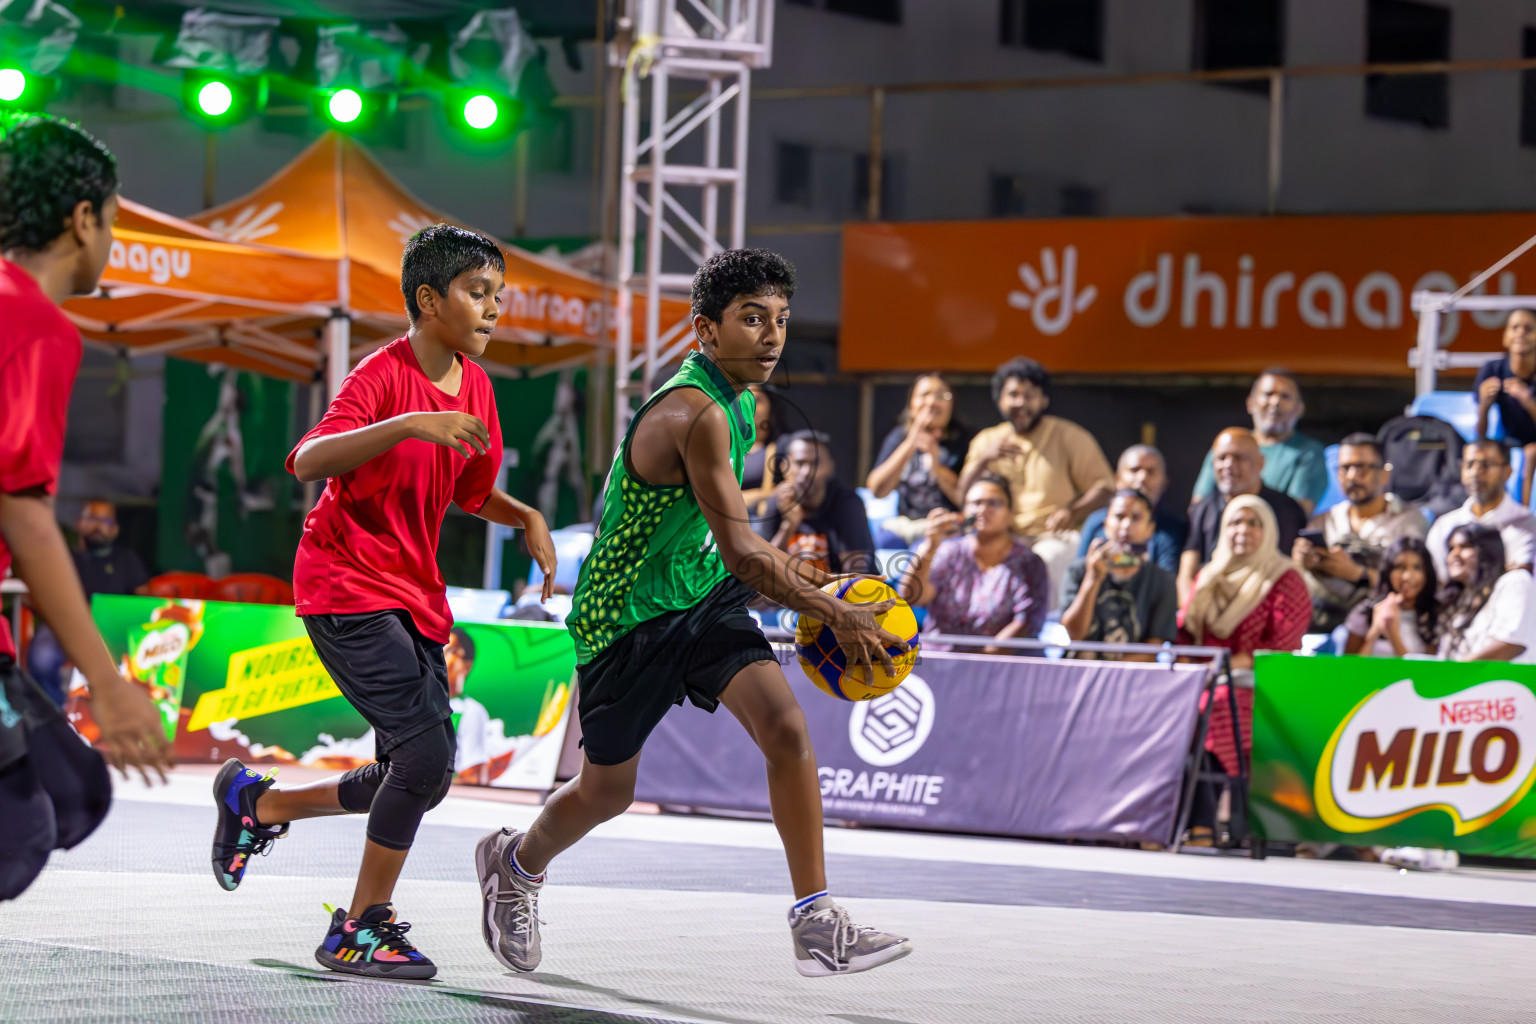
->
xmin=336 ymin=720 xmax=456 ymax=851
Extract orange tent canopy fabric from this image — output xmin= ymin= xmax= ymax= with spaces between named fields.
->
xmin=64 ymin=133 xmax=691 ymax=381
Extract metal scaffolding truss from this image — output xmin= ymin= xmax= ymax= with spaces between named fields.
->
xmin=614 ymin=0 xmax=774 ymax=433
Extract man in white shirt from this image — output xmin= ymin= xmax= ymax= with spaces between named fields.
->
xmin=1425 ymin=439 xmax=1536 ymax=578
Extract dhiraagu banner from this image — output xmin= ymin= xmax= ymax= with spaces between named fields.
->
xmin=77 ymin=595 xmax=574 ymax=791
xmin=1251 ymin=653 xmax=1536 ymax=856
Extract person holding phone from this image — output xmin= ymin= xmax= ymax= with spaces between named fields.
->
xmin=898 ymin=472 xmax=1048 ymax=653
xmin=1293 ymin=433 xmax=1426 ymax=633
xmin=1060 ymin=489 xmax=1179 ymax=660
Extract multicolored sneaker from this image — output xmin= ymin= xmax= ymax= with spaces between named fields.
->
xmin=474 ymin=827 xmax=544 ymax=972
xmin=210 ymin=757 xmax=288 ymax=891
xmin=789 ymin=896 xmax=912 ymax=977
xmin=315 ymin=903 xmax=436 ymax=980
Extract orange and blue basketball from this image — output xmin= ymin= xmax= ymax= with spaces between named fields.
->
xmin=795 ymin=578 xmax=920 ymax=701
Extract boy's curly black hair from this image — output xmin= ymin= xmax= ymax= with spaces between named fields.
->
xmin=401 ymin=223 xmax=507 ymax=322
xmin=0 ymin=112 xmax=118 ymax=253
xmin=689 ymin=248 xmax=796 ymax=322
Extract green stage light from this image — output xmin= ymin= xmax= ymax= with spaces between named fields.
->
xmin=196 ymin=80 xmax=233 ymax=117
xmin=463 ymin=93 xmax=499 ymax=131
xmin=328 ymin=88 xmax=363 ymax=125
xmin=0 ymin=69 xmax=25 ymax=104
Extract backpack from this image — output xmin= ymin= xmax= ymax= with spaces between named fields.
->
xmin=1376 ymin=414 xmax=1467 ymax=517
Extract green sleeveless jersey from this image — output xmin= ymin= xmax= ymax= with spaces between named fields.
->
xmin=567 ymin=353 xmax=756 ymax=664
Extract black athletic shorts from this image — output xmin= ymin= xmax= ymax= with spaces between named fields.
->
xmin=303 ymin=609 xmax=452 ymax=757
xmin=576 ymin=576 xmax=775 ymax=766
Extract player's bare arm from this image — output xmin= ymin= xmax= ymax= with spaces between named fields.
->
xmin=474 ymin=488 xmax=557 ymax=601
xmin=0 ymin=487 xmax=171 ymax=783
xmin=643 ymin=388 xmax=906 ymax=676
xmin=290 ymin=411 xmax=489 ymax=483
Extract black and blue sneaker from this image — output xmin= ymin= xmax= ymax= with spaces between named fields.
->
xmin=316 ymin=903 xmax=437 ymax=979
xmin=210 ymin=757 xmax=287 ymax=891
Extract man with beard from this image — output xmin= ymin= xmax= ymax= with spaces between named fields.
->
xmin=1292 ymin=434 xmax=1426 ymax=632
xmin=1191 ymin=370 xmax=1329 ymax=517
xmin=959 ymin=357 xmax=1113 ymax=602
xmin=27 ymin=499 xmax=149 ymax=706
xmin=1426 ymin=438 xmax=1536 ymax=577
xmin=1179 ymin=428 xmax=1306 ymax=605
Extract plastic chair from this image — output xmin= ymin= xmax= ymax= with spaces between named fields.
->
xmin=1407 ymin=391 xmax=1502 ymax=444
xmin=208 ymin=573 xmax=294 ymax=606
xmin=1314 ymin=444 xmax=1345 ymax=515
xmin=1511 ymin=445 xmax=1527 ymax=504
xmin=857 ymin=486 xmax=900 ymax=546
xmin=143 ymin=571 xmax=215 ymax=600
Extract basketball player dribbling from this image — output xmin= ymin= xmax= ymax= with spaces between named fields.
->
xmin=475 ymin=248 xmax=915 ymax=977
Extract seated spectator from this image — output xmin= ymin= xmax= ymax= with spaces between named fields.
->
xmin=1180 ymin=495 xmax=1311 ymax=777
xmin=755 ymin=430 xmax=874 ymax=575
xmin=1294 ymin=433 xmax=1427 ymax=632
xmin=1191 ymin=369 xmax=1330 ymax=516
xmin=1060 ymin=489 xmax=1179 ymax=660
xmin=1344 ymin=537 xmax=1439 ymax=657
xmin=1437 ymin=523 xmax=1536 ymax=664
xmin=28 ymin=499 xmax=150 ymax=707
xmin=959 ymin=357 xmax=1113 ymax=602
xmin=740 ymin=384 xmax=779 ymax=513
xmin=899 ymin=472 xmax=1049 ymax=652
xmin=1426 ymin=439 xmax=1536 ymax=577
xmin=1476 ymin=308 xmax=1536 ymax=504
xmin=865 ymin=374 xmax=970 ymax=547
xmin=1076 ymin=445 xmax=1188 ymax=574
xmin=1179 ymin=428 xmax=1306 ymax=606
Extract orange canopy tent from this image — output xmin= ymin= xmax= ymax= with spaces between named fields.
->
xmin=65 ymin=132 xmax=692 ymax=392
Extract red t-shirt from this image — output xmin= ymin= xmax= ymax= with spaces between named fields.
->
xmin=287 ymin=338 xmax=502 ymax=643
xmin=0 ymin=260 xmax=83 ymax=660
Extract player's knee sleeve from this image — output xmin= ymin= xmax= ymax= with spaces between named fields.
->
xmin=337 ymin=761 xmax=385 ymax=813
xmin=365 ymin=783 xmax=430 ymax=850
xmin=383 ymin=722 xmax=455 ymax=797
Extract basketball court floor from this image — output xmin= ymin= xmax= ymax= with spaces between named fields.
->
xmin=5 ymin=764 xmax=1535 ymax=1024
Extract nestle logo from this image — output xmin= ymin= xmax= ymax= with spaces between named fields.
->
xmin=1439 ymin=698 xmax=1518 ymax=726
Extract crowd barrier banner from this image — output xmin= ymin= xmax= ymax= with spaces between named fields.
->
xmin=635 ymin=651 xmax=1209 ymax=844
xmin=79 ymin=595 xmax=574 ymax=790
xmin=840 ymin=213 xmax=1536 ymax=376
xmin=1251 ymin=653 xmax=1536 ymax=857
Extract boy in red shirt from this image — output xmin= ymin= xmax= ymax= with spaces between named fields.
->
xmin=0 ymin=114 xmax=172 ymax=899
xmin=208 ymin=224 xmax=555 ymax=979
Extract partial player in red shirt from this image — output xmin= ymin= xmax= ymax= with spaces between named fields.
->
xmin=207 ymin=225 xmax=555 ymax=979
xmin=0 ymin=114 xmax=173 ymax=900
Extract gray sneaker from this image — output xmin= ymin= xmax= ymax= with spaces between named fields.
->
xmin=789 ymin=896 xmax=911 ymax=977
xmin=474 ymin=827 xmax=544 ymax=972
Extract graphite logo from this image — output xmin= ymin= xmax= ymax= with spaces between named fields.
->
xmin=1007 ymin=245 xmax=1098 ymax=336
xmin=848 ymin=674 xmax=934 ymax=767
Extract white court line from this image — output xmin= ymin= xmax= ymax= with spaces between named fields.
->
xmin=113 ymin=770 xmax=1536 ymax=908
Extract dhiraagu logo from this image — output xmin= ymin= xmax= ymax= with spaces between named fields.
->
xmin=1316 ymin=679 xmax=1536 ymax=835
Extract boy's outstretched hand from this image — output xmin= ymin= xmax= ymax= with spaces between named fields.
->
xmin=522 ymin=510 xmax=558 ymax=602
xmin=89 ymin=671 xmax=173 ymax=784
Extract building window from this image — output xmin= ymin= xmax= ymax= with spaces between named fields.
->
xmin=1058 ymin=184 xmax=1101 ymax=217
xmin=1522 ymin=28 xmax=1536 ymax=147
xmin=775 ymin=142 xmax=813 ymax=207
xmin=853 ymin=153 xmax=901 ymax=219
xmin=64 ymin=348 xmax=126 ymax=464
xmin=786 ymin=0 xmax=901 ymax=25
xmin=989 ymin=173 xmax=1029 ymax=218
xmin=1193 ymin=0 xmax=1284 ymax=94
xmin=1365 ymin=0 xmax=1450 ymax=128
xmin=1000 ymin=0 xmax=1103 ymax=63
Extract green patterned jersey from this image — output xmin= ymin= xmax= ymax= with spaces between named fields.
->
xmin=567 ymin=353 xmax=756 ymax=664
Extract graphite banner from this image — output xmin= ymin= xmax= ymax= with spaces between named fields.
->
xmin=1252 ymin=653 xmax=1536 ymax=857
xmin=634 ymin=652 xmax=1209 ymax=845
xmin=77 ymin=595 xmax=574 ymax=791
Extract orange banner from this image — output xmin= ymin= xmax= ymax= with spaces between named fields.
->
xmin=841 ymin=214 xmax=1536 ymax=376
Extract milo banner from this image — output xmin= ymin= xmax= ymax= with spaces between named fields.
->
xmin=635 ymin=652 xmax=1210 ymax=844
xmin=1251 ymin=653 xmax=1536 ymax=857
xmin=78 ymin=595 xmax=574 ymax=791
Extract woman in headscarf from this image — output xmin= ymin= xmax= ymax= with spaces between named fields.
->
xmin=1179 ymin=494 xmax=1311 ymax=776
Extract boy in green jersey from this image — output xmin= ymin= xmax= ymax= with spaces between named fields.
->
xmin=475 ymin=249 xmax=914 ymax=977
